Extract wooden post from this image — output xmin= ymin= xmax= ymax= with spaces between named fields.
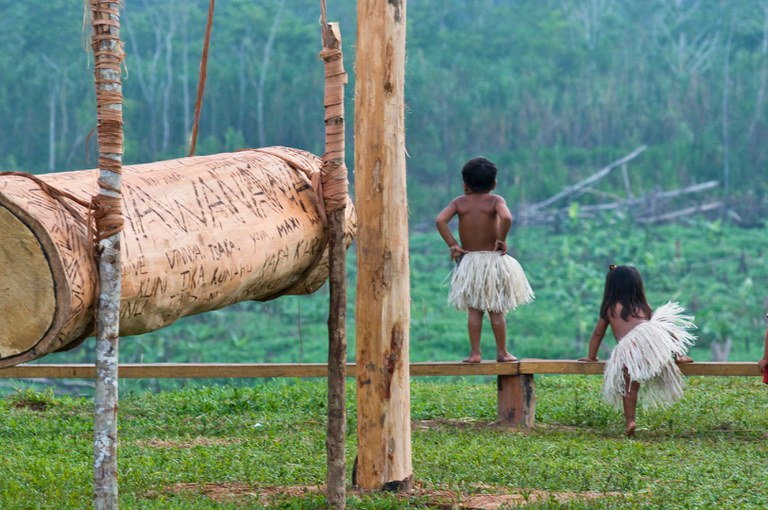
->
xmin=354 ymin=0 xmax=412 ymax=491
xmin=320 ymin=15 xmax=350 ymax=510
xmin=497 ymin=374 xmax=536 ymax=428
xmin=90 ymin=1 xmax=124 ymax=509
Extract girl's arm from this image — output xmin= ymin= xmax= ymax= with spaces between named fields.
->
xmin=759 ymin=323 xmax=768 ymax=371
xmin=578 ymin=318 xmax=609 ymax=361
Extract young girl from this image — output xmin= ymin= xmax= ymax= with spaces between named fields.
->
xmin=578 ymin=265 xmax=696 ymax=436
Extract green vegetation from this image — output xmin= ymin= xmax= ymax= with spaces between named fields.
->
xmin=23 ymin=219 xmax=765 ymax=397
xmin=1 ymin=1 xmax=767 ymax=224
xmin=1 ymin=377 xmax=766 ymax=508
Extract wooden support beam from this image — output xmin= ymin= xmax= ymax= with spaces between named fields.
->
xmin=497 ymin=374 xmax=535 ymax=428
xmin=519 ymin=360 xmax=607 ymax=375
xmin=518 ymin=360 xmax=761 ymax=377
xmin=354 ymin=0 xmax=412 ymax=492
xmin=0 ymin=361 xmax=759 ymax=379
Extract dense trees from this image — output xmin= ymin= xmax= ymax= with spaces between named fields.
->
xmin=1 ymin=0 xmax=766 ymax=225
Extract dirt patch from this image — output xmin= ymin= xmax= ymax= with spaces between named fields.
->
xmin=455 ymin=489 xmax=625 ymax=509
xmin=412 ymin=418 xmax=525 ymax=432
xmin=149 ymin=482 xmax=626 ymax=508
xmin=147 ymin=483 xmax=322 ymax=503
xmin=135 ymin=436 xmax=241 ymax=449
xmin=12 ymin=400 xmax=48 ymax=412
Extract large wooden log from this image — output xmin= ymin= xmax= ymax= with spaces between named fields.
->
xmin=0 ymin=147 xmax=356 ymax=367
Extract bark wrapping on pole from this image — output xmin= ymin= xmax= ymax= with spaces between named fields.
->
xmin=320 ymin=11 xmax=349 ymax=509
xmin=0 ymin=149 xmax=357 ymax=367
xmin=90 ymin=1 xmax=124 ymax=508
xmin=354 ymin=0 xmax=413 ymax=491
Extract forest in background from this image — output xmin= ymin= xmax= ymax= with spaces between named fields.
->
xmin=2 ymin=1 xmax=768 ymax=391
xmin=1 ymin=0 xmax=767 ymax=226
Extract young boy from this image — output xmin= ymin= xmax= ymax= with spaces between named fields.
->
xmin=435 ymin=157 xmax=534 ymax=363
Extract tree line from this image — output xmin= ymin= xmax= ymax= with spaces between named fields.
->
xmin=1 ymin=0 xmax=766 ymax=225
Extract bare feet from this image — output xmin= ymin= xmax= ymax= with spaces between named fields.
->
xmin=496 ymin=353 xmax=518 ymax=362
xmin=462 ymin=355 xmax=482 ymax=364
xmin=625 ymin=421 xmax=636 ymax=437
xmin=675 ymin=354 xmax=694 ymax=364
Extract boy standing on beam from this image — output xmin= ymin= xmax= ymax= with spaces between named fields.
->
xmin=436 ymin=157 xmax=534 ymax=363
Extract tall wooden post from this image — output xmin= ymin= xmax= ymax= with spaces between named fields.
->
xmin=354 ymin=0 xmax=412 ymax=491
xmin=90 ymin=2 xmax=124 ymax=508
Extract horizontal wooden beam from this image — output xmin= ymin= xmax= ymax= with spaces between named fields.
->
xmin=518 ymin=360 xmax=760 ymax=376
xmin=519 ymin=360 xmax=606 ymax=375
xmin=0 ymin=360 xmax=760 ymax=379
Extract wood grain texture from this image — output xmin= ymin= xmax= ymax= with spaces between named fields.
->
xmin=354 ymin=0 xmax=412 ymax=491
xmin=0 ymin=148 xmax=356 ymax=367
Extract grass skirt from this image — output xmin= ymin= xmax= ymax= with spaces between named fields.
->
xmin=602 ymin=302 xmax=696 ymax=409
xmin=447 ymin=251 xmax=534 ymax=314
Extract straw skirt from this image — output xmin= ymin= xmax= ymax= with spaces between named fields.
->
xmin=447 ymin=251 xmax=534 ymax=314
xmin=602 ymin=302 xmax=696 ymax=409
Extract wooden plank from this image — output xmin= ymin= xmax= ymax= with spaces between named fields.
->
xmin=679 ymin=362 xmax=761 ymax=377
xmin=0 ymin=364 xmax=98 ymax=378
xmin=0 ymin=360 xmax=759 ymax=379
xmin=0 ymin=363 xmax=334 ymax=379
xmin=519 ymin=360 xmax=607 ymax=375
xmin=409 ymin=361 xmax=518 ymax=377
xmin=519 ymin=360 xmax=760 ymax=377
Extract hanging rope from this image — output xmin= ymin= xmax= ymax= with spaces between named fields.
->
xmin=188 ymin=0 xmax=216 ymax=156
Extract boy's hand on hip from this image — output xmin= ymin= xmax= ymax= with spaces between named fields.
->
xmin=449 ymin=245 xmax=467 ymax=260
xmin=495 ymin=240 xmax=508 ymax=253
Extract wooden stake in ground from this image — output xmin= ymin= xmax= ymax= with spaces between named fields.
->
xmin=354 ymin=0 xmax=413 ymax=491
xmin=90 ymin=1 xmax=124 ymax=508
xmin=320 ymin=14 xmax=350 ymax=510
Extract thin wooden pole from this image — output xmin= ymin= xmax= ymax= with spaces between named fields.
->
xmin=320 ymin=4 xmax=350 ymax=505
xmin=90 ymin=2 xmax=125 ymax=508
xmin=354 ymin=0 xmax=412 ymax=491
xmin=188 ymin=0 xmax=215 ymax=156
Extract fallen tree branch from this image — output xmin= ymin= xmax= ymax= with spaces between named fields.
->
xmin=636 ymin=201 xmax=723 ymax=224
xmin=522 ymin=145 xmax=647 ymax=214
xmin=519 ymin=180 xmax=720 ymax=225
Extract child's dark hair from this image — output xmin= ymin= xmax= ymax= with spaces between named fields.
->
xmin=462 ymin=157 xmax=497 ymax=192
xmin=599 ymin=265 xmax=653 ymax=321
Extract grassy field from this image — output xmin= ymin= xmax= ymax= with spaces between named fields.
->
xmin=1 ymin=376 xmax=766 ymax=509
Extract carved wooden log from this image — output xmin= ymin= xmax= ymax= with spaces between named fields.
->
xmin=0 ymin=147 xmax=356 ymax=367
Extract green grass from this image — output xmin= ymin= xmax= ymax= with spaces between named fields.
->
xmin=1 ymin=377 xmax=766 ymax=509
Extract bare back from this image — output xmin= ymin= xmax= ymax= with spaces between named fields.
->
xmin=606 ymin=303 xmax=650 ymax=341
xmin=453 ymin=193 xmax=511 ymax=252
